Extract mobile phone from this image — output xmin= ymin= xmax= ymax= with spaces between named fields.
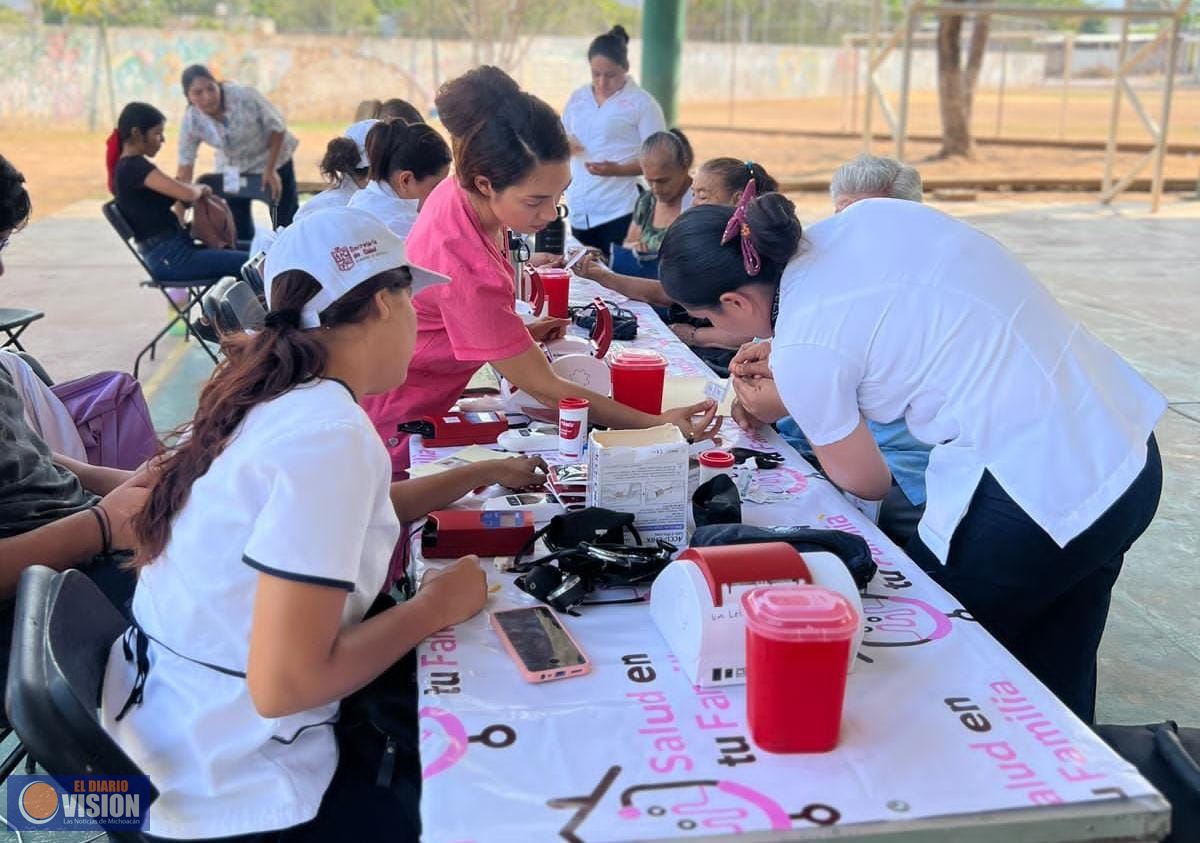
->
xmin=491 ymin=606 xmax=591 ymax=683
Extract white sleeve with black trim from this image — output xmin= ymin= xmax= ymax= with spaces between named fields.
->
xmin=242 ymin=422 xmax=380 ymax=591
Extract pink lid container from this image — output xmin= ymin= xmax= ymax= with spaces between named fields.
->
xmin=741 ymin=585 xmax=859 ymax=643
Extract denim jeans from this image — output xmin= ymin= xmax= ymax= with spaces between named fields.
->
xmin=143 ymin=233 xmax=250 ymax=283
xmin=906 ymin=435 xmax=1162 ymax=723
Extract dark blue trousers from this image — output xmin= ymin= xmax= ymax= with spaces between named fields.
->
xmin=907 ymin=436 xmax=1163 ymax=723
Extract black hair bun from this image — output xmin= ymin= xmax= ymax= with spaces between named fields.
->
xmin=609 ymin=25 xmax=630 ymax=44
xmin=744 ymin=193 xmax=802 ymax=266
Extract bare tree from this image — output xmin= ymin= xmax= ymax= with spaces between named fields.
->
xmin=935 ymin=0 xmax=991 ymax=158
xmin=445 ymin=0 xmax=537 ymax=72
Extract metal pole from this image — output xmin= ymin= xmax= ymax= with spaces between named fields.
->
xmin=896 ymin=2 xmax=918 ymax=161
xmin=642 ymin=0 xmax=687 ymax=127
xmin=1058 ymin=33 xmax=1074 ymax=140
xmin=1150 ymin=13 xmax=1184 ymax=212
xmin=726 ymin=0 xmax=735 ymax=126
xmin=849 ymin=37 xmax=860 ymax=133
xmin=995 ymin=41 xmax=1008 ymax=137
xmin=864 ymin=0 xmax=880 ymax=152
xmin=1102 ymin=2 xmax=1132 ymax=197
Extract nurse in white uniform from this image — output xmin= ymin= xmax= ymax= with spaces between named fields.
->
xmin=657 ymin=191 xmax=1165 ymax=724
xmin=291 ymin=119 xmax=377 ymax=222
xmin=101 ymin=207 xmax=548 ymax=841
xmin=348 ymin=118 xmax=452 ymax=238
xmin=561 ymin=24 xmax=666 ymax=259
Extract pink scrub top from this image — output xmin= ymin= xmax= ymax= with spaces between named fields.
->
xmin=361 ymin=177 xmax=533 ymax=474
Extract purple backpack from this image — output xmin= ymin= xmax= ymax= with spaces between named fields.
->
xmin=51 ymin=372 xmax=159 ymax=470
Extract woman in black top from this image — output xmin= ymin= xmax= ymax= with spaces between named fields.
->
xmin=106 ymin=102 xmax=249 ymax=282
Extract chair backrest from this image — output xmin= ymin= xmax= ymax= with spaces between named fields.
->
xmin=241 ymin=251 xmax=266 ymax=299
xmin=202 ymin=277 xmax=267 ymax=336
xmin=5 ymin=567 xmax=158 ymax=814
xmin=102 ymin=200 xmax=154 ymax=277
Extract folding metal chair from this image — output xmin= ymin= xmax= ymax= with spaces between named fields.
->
xmin=101 ymin=201 xmax=224 ymax=379
xmin=0 ymin=307 xmax=44 ymax=351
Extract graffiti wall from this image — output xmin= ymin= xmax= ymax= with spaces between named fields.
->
xmin=0 ymin=24 xmax=1046 ymax=126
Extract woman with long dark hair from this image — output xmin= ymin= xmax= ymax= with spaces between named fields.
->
xmin=657 ymin=190 xmax=1165 ymax=723
xmin=106 ymin=101 xmax=249 ymax=281
xmin=101 ymin=207 xmax=547 ymax=840
xmin=360 ymin=66 xmax=717 ymax=476
xmin=175 ymin=65 xmax=300 ymax=237
xmin=561 ymin=25 xmax=666 ymax=259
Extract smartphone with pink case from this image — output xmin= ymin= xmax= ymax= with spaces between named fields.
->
xmin=490 ymin=606 xmax=591 ymax=683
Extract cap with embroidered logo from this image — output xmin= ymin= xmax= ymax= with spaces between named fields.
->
xmin=264 ymin=206 xmax=448 ymax=329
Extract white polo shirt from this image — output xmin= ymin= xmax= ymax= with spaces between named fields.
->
xmin=101 ymin=379 xmax=400 ymax=839
xmin=562 ymin=79 xmax=665 ymax=231
xmin=770 ymin=199 xmax=1165 ymax=564
xmin=294 ymin=177 xmax=361 ymax=222
xmin=348 ymin=179 xmax=420 ymax=238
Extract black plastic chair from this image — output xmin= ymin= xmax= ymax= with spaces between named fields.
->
xmin=201 ymin=277 xmax=267 ymax=336
xmin=102 ymin=200 xmax=222 ymax=378
xmin=6 ymin=566 xmax=156 ymax=841
xmin=0 ymin=307 xmax=44 ymax=352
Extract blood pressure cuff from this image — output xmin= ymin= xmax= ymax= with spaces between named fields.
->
xmin=516 ymin=507 xmax=641 ymax=564
xmin=692 ymin=474 xmax=742 ymax=529
xmin=689 ymin=524 xmax=877 ymax=591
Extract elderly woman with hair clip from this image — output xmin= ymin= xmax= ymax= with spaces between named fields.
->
xmin=175 ymin=64 xmax=301 ymax=238
xmin=101 ymin=207 xmax=548 ymax=841
xmin=574 ymin=157 xmax=772 ymax=372
xmin=656 ymin=186 xmax=1165 ymax=725
xmin=360 ymin=67 xmax=718 ymax=478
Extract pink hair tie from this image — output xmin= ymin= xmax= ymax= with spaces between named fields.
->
xmin=720 ymin=178 xmax=762 ymax=276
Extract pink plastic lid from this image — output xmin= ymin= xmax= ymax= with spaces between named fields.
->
xmin=698 ymin=450 xmax=735 ymax=469
xmin=559 ymin=397 xmax=589 ymax=410
xmin=741 ymin=585 xmax=859 ymax=642
xmin=609 ymin=349 xmax=667 ymax=371
xmin=535 ymin=268 xmax=571 ymax=281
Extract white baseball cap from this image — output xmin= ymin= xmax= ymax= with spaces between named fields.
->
xmin=344 ymin=119 xmax=379 ymax=169
xmin=264 ymin=206 xmax=448 ymax=329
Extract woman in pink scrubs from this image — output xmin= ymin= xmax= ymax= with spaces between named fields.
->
xmin=363 ymin=67 xmax=717 ymax=475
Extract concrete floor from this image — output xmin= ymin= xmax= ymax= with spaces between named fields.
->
xmin=0 ymin=195 xmax=1195 ymax=835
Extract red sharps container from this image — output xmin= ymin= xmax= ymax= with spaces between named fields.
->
xmin=741 ymin=585 xmax=858 ymax=753
xmin=608 ymin=349 xmax=668 ymax=415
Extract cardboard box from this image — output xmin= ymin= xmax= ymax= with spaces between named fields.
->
xmin=587 ymin=425 xmax=689 ymax=546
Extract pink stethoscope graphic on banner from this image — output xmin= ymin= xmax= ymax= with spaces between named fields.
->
xmin=549 ymin=765 xmax=840 ymax=841
xmin=419 ymin=706 xmax=515 ymax=779
xmin=860 ymin=592 xmax=977 ymax=648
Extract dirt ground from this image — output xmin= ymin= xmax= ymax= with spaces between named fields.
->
xmin=4 ymin=85 xmax=1198 ymax=220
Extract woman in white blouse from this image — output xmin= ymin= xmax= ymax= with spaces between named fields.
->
xmin=348 ymin=119 xmax=451 ymax=238
xmin=292 ymin=120 xmax=378 ymax=222
xmin=561 ymin=25 xmax=666 ymax=259
xmin=102 ymin=208 xmax=548 ymax=840
xmin=657 ymin=192 xmax=1165 ymax=724
xmin=175 ymin=64 xmax=300 ymax=236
